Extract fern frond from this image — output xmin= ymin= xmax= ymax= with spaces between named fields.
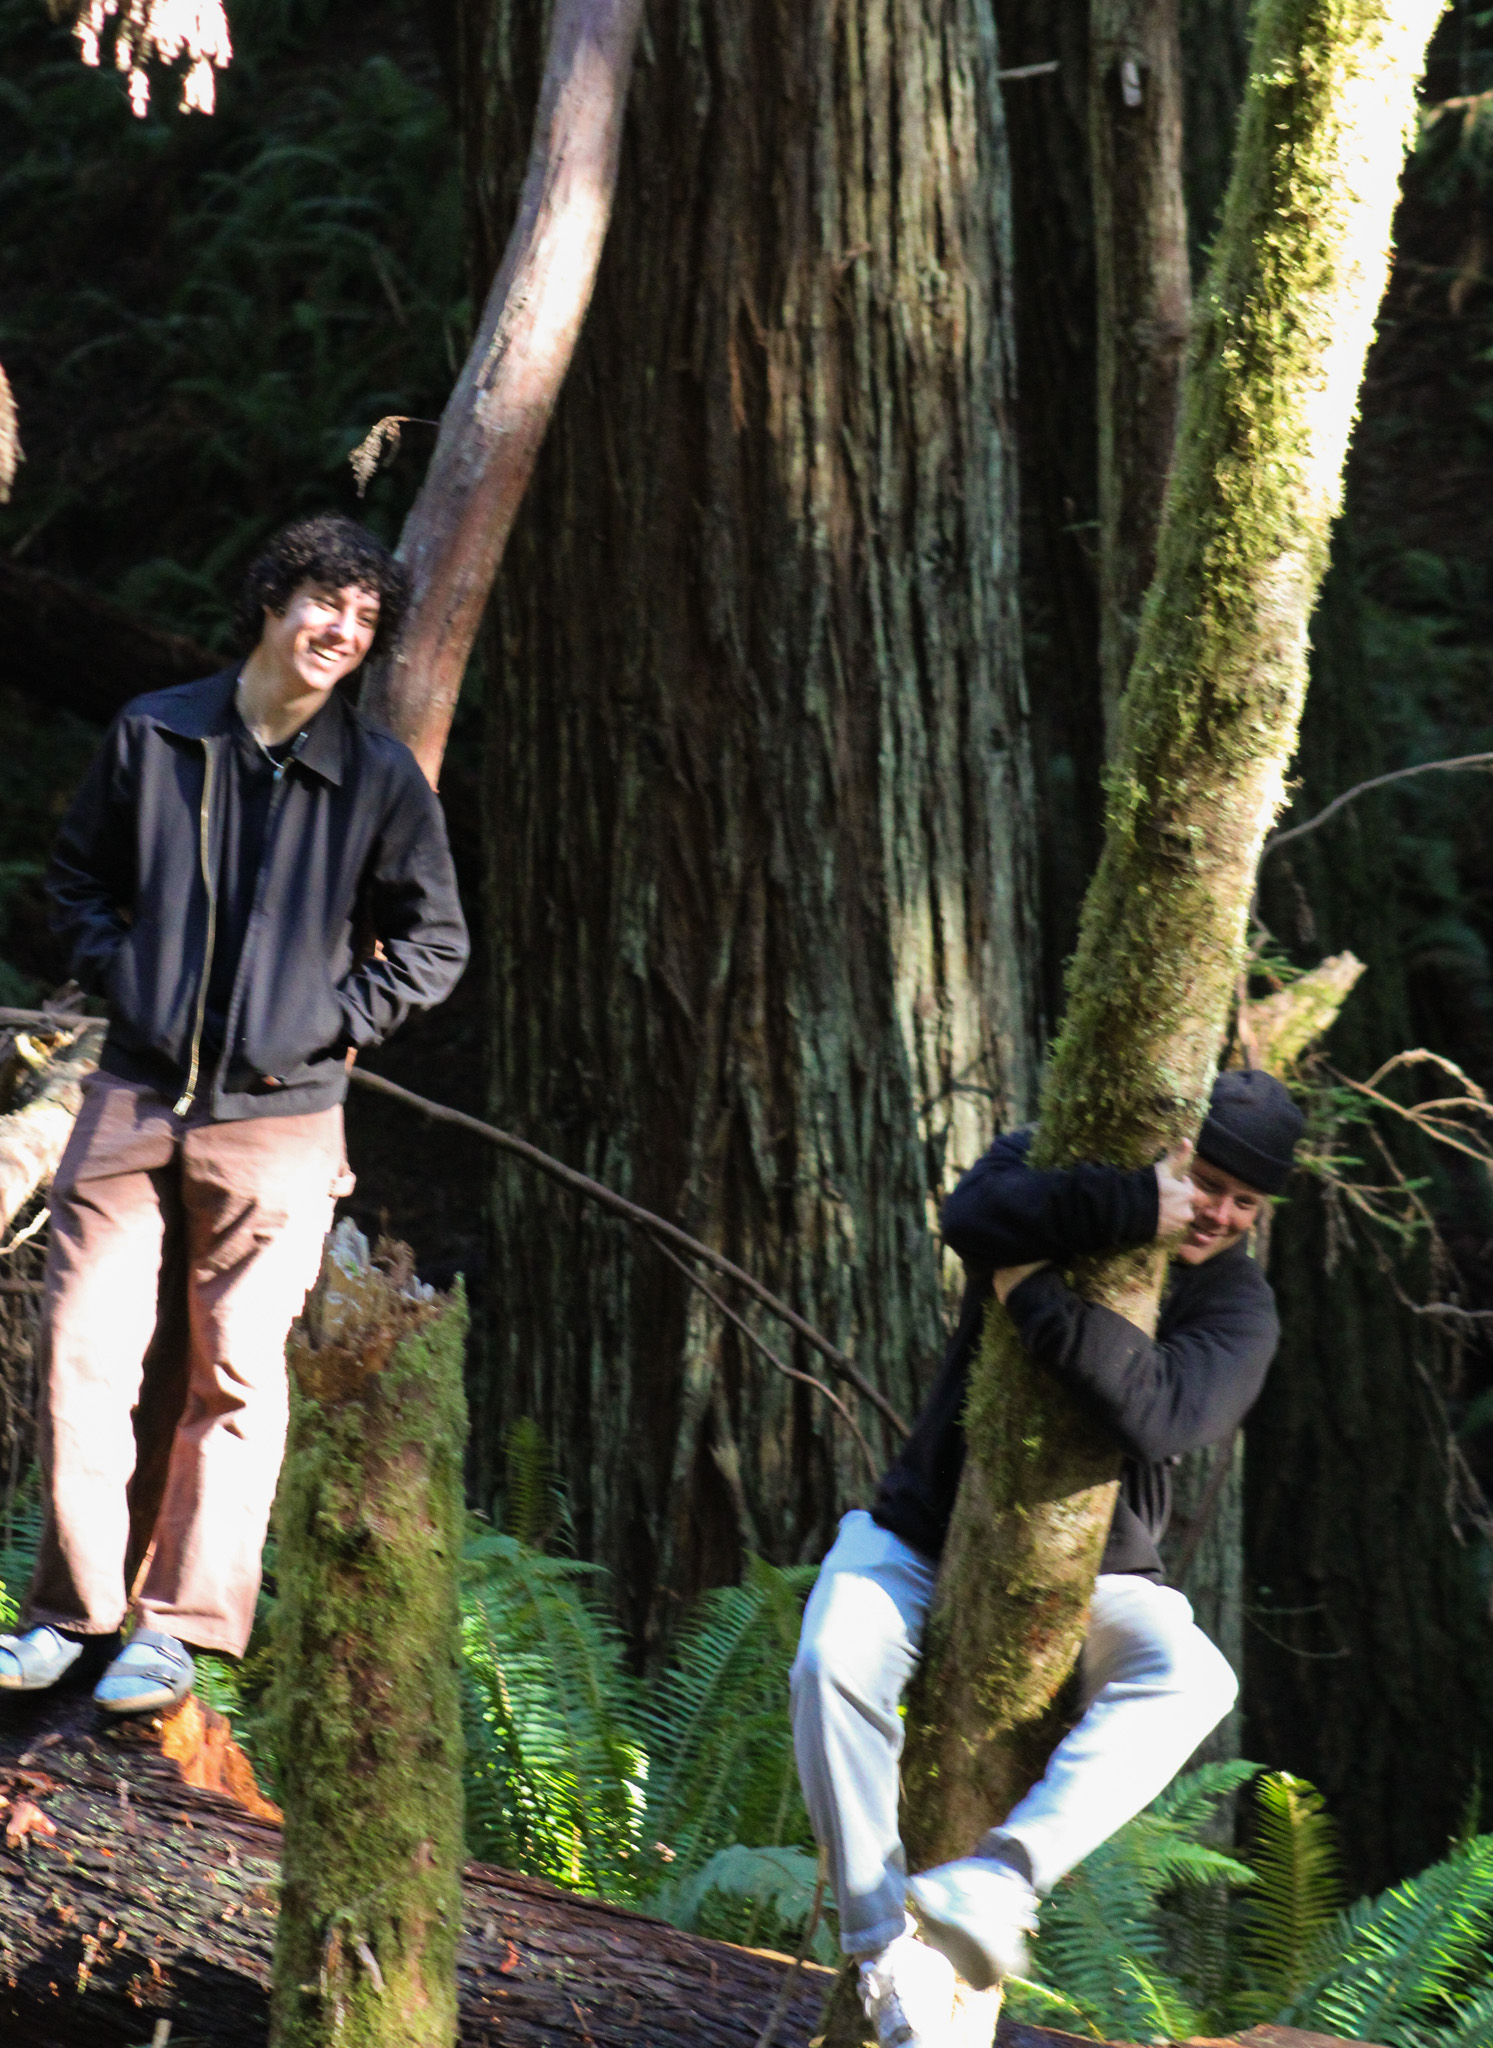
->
xmin=643 ymin=1556 xmax=816 ymax=1883
xmin=498 ymin=1417 xmax=570 ymax=1552
xmin=1397 ymin=1979 xmax=1493 ymax=2048
xmin=1287 ymin=1836 xmax=1493 ymax=2045
xmin=1002 ymin=1975 xmax=1105 ymax=2038
xmin=1033 ymin=1764 xmax=1259 ymax=2040
xmin=1036 ymin=1856 xmax=1202 ymax=2040
xmin=1149 ymin=1757 xmax=1262 ymax=1833
xmin=668 ymin=1843 xmax=836 ymax=1960
xmin=1239 ymin=1770 xmax=1345 ymax=2008
xmin=461 ymin=1528 xmax=644 ymax=1899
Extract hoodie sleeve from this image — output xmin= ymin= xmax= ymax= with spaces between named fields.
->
xmin=940 ymin=1128 xmax=1161 ymax=1272
xmin=334 ymin=750 xmax=470 ymax=1048
xmin=45 ymin=714 xmax=138 ymax=995
xmin=1003 ymin=1258 xmax=1279 ymax=1460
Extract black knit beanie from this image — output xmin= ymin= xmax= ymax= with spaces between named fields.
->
xmin=1195 ymin=1069 xmax=1304 ymax=1196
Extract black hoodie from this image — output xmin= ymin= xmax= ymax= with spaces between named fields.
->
xmin=871 ymin=1129 xmax=1280 ymax=1577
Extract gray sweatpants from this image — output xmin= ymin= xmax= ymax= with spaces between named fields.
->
xmin=789 ymin=1509 xmax=1238 ymax=1956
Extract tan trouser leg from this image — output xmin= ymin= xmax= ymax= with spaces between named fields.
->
xmin=133 ymin=1105 xmax=341 ymax=1655
xmin=28 ymin=1072 xmax=180 ymax=1636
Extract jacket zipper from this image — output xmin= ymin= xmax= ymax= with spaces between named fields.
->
xmin=209 ymin=730 xmax=308 ymax=1103
xmin=173 ymin=744 xmax=219 ymax=1117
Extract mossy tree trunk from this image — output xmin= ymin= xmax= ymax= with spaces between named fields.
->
xmin=461 ymin=0 xmax=1040 ymax=1649
xmin=902 ymin=0 xmax=1444 ymax=1871
xmin=269 ymin=1234 xmax=469 ymax=2048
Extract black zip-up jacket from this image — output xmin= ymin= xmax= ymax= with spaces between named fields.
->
xmin=872 ymin=1129 xmax=1280 ymax=1578
xmin=46 ymin=668 xmax=470 ymax=1121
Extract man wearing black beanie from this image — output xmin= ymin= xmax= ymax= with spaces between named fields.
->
xmin=790 ymin=1069 xmax=1304 ymax=2047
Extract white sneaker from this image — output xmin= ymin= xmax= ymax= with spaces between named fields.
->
xmin=907 ymin=1857 xmax=1038 ymax=1993
xmin=857 ymin=1920 xmax=957 ymax=2047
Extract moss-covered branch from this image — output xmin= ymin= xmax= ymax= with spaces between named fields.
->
xmin=903 ymin=0 xmax=1442 ymax=1869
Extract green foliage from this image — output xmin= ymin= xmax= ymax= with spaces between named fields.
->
xmin=492 ymin=1414 xmax=572 ymax=1555
xmin=642 ymin=1555 xmax=818 ymax=1890
xmin=1009 ymin=1759 xmax=1257 ymax=2041
xmin=1285 ymin=1836 xmax=1493 ymax=2047
xmin=461 ymin=1528 xmax=645 ymax=1901
xmin=457 ymin=1528 xmax=820 ymax=1938
xmin=0 ymin=0 xmax=463 ymax=646
xmin=671 ymin=1845 xmax=834 ymax=1964
xmin=0 ymin=1470 xmax=42 ymax=1629
xmin=1008 ymin=1763 xmax=1493 ymax=2048
xmin=1236 ymin=1769 xmax=1345 ymax=2017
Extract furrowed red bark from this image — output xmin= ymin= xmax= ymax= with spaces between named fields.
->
xmin=463 ymin=0 xmax=1039 ymax=1643
xmin=360 ymin=0 xmax=645 ymax=784
xmin=903 ymin=0 xmax=1444 ymax=1872
xmin=269 ymin=1230 xmax=468 ymax=2048
xmin=1090 ymin=0 xmax=1192 ymax=752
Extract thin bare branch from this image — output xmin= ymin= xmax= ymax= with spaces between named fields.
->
xmin=650 ymin=1240 xmax=880 ymax=1486
xmin=348 ymin=1067 xmax=909 ymax=1445
xmin=1262 ymin=752 xmax=1493 ymax=859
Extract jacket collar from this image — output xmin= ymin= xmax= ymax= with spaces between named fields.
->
xmin=153 ymin=666 xmax=351 ymax=785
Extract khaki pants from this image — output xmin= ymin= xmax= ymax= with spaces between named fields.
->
xmin=26 ymin=1070 xmax=346 ymax=1657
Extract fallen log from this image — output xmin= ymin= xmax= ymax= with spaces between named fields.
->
xmin=0 ymin=1693 xmax=1388 ymax=2048
xmin=0 ymin=1012 xmax=105 ymax=1236
xmin=0 ymin=1689 xmax=834 ymax=2048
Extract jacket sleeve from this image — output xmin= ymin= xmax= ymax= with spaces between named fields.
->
xmin=939 ymin=1129 xmax=1160 ymax=1272
xmin=1003 ymin=1261 xmax=1279 ymax=1460
xmin=334 ymin=755 xmax=471 ymax=1048
xmin=44 ymin=716 xmax=138 ymax=995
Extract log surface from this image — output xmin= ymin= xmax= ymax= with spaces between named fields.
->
xmin=0 ymin=1690 xmax=834 ymax=2048
xmin=0 ymin=1698 xmax=1382 ymax=2048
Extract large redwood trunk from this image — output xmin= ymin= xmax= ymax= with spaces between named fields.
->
xmin=460 ymin=0 xmax=1040 ymax=1647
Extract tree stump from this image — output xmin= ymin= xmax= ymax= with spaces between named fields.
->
xmin=269 ymin=1224 xmax=468 ymax=2048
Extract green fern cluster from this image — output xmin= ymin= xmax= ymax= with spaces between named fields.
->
xmin=458 ymin=1518 xmax=825 ymax=1949
xmin=1012 ymin=1762 xmax=1493 ymax=2048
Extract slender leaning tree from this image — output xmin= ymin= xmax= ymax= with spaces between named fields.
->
xmin=902 ymin=0 xmax=1445 ymax=1868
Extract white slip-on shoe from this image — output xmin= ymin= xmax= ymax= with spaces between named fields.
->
xmin=857 ymin=1919 xmax=958 ymax=2048
xmin=907 ymin=1857 xmax=1038 ymax=1993
xmin=0 ymin=1625 xmax=84 ymax=1692
xmin=92 ymin=1629 xmax=195 ymax=1716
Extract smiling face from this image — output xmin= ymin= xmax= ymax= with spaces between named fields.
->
xmin=258 ymin=578 xmax=381 ymax=695
xmin=1174 ymin=1155 xmax=1266 ymax=1265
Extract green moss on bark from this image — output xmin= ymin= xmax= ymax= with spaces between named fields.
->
xmin=904 ymin=0 xmax=1442 ymax=1870
xmin=269 ymin=1240 xmax=468 ymax=2048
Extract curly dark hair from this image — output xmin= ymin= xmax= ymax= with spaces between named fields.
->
xmin=233 ymin=514 xmax=410 ymax=658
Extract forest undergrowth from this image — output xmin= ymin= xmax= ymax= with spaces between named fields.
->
xmin=5 ymin=1429 xmax=1490 ymax=2048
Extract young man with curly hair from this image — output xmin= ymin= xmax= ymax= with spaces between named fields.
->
xmin=0 ymin=513 xmax=469 ymax=1714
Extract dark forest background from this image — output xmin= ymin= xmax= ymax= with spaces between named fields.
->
xmin=3 ymin=0 xmax=1493 ymax=1900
